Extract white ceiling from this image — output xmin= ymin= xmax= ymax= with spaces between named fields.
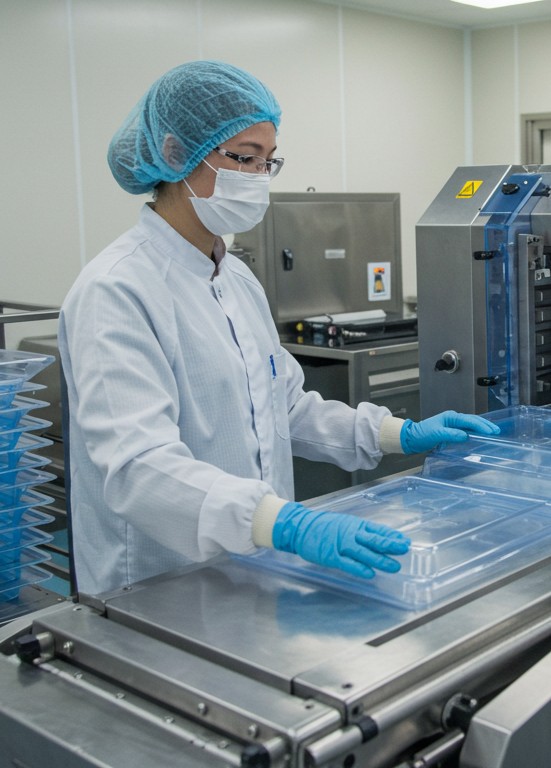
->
xmin=313 ymin=0 xmax=551 ymax=28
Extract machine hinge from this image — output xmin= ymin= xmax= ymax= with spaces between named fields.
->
xmin=477 ymin=375 xmax=500 ymax=387
xmin=473 ymin=250 xmax=498 ymax=261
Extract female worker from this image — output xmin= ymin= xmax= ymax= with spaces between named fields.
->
xmin=58 ymin=60 xmax=499 ymax=595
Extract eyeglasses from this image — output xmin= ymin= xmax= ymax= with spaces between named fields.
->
xmin=214 ymin=147 xmax=284 ymax=178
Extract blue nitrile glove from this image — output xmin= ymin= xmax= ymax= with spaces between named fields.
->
xmin=272 ymin=502 xmax=410 ymax=579
xmin=400 ymin=410 xmax=500 ymax=455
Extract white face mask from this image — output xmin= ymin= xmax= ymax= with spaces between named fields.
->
xmin=185 ymin=164 xmax=271 ymax=236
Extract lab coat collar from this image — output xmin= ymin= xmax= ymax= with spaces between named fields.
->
xmin=138 ymin=204 xmax=227 ymax=279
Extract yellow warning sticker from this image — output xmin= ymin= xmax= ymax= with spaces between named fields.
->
xmin=456 ymin=180 xmax=483 ymax=199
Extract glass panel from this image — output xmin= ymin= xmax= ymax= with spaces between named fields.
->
xmin=481 ymin=173 xmax=544 ymax=408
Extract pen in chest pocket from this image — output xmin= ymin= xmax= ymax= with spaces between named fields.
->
xmin=269 ymin=354 xmax=277 ymax=379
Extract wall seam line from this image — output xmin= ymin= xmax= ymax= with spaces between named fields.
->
xmin=464 ymin=28 xmax=473 ymax=166
xmin=66 ymin=0 xmax=86 ymax=270
xmin=338 ymin=6 xmax=347 ymax=192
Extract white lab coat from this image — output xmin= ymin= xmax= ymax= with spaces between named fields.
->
xmin=58 ymin=204 xmax=391 ymax=594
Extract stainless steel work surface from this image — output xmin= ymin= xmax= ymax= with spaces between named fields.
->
xmin=96 ymin=557 xmax=411 ymax=690
xmin=93 ymin=554 xmax=551 ymax=711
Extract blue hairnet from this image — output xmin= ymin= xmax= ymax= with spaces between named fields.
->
xmin=108 ymin=60 xmax=281 ymax=194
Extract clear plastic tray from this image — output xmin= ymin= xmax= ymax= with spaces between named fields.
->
xmin=0 ymin=433 xmax=54 ymax=469
xmin=0 ymin=374 xmax=26 ymax=409
xmin=0 ymin=526 xmax=52 ymax=560
xmin=0 ymin=396 xmax=49 ymax=430
xmin=240 ymin=476 xmax=551 ymax=610
xmin=0 ymin=546 xmax=51 ymax=573
xmin=478 ymin=405 xmax=551 ymax=447
xmin=0 ymin=349 xmax=55 ymax=381
xmin=0 ymin=454 xmax=52 ymax=485
xmin=0 ymin=496 xmax=55 ymax=533
xmin=0 ymin=468 xmax=56 ymax=508
xmin=0 ymin=564 xmax=52 ymax=602
xmin=0 ymin=415 xmax=53 ymax=451
xmin=423 ymin=437 xmax=551 ymax=499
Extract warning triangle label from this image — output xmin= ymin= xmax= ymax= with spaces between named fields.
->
xmin=456 ymin=180 xmax=483 ymax=199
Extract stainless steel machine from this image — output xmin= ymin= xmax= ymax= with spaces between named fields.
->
xmin=2 ymin=537 xmax=551 ymax=768
xmin=5 ymin=184 xmax=551 ymax=768
xmin=233 ymin=192 xmax=421 ymax=499
xmin=416 ymin=164 xmax=551 ymax=418
xmin=231 ymin=192 xmax=405 ymax=332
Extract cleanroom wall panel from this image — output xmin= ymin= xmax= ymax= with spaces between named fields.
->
xmin=518 ymin=22 xmax=551 ymax=114
xmin=72 ymin=0 xmax=342 ymax=264
xmin=1 ymin=0 xmax=471 ymax=332
xmin=200 ymin=0 xmax=342 ymax=196
xmin=471 ymin=27 xmax=516 ymax=164
xmin=71 ymin=0 xmax=201 ymax=263
xmin=342 ymin=10 xmax=464 ymax=300
xmin=0 ymin=0 xmax=80 ymax=320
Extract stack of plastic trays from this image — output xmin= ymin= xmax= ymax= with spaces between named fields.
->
xmin=237 ymin=475 xmax=551 ymax=610
xmin=422 ymin=405 xmax=551 ymax=499
xmin=0 ymin=350 xmax=57 ymax=604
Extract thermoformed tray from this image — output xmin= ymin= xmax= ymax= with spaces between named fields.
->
xmin=0 ymin=415 xmax=53 ymax=451
xmin=0 ymin=434 xmax=54 ymax=469
xmin=0 ymin=564 xmax=52 ymax=601
xmin=0 ymin=396 xmax=49 ymax=430
xmin=479 ymin=405 xmax=551 ymax=447
xmin=240 ymin=476 xmax=551 ymax=609
xmin=0 ymin=349 xmax=55 ymax=381
xmin=0 ymin=374 xmax=26 ymax=409
xmin=0 ymin=546 xmax=51 ymax=572
xmin=0 ymin=453 xmax=51 ymax=485
xmin=0 ymin=497 xmax=55 ymax=533
xmin=0 ymin=526 xmax=52 ymax=559
xmin=0 ymin=468 xmax=57 ymax=508
xmin=421 ymin=405 xmax=551 ymax=498
xmin=423 ymin=438 xmax=551 ymax=498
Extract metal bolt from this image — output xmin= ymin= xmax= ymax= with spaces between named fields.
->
xmin=62 ymin=641 xmax=74 ymax=655
xmin=197 ymin=702 xmax=209 ymax=716
xmin=247 ymin=724 xmax=259 ymax=738
xmin=164 ymin=716 xmax=175 ymax=724
xmin=115 ymin=692 xmax=126 ymax=699
xmin=74 ymin=672 xmax=83 ymax=679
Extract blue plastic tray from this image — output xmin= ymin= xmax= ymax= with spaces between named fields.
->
xmin=0 ymin=374 xmax=26 ymax=409
xmin=0 ymin=526 xmax=52 ymax=559
xmin=0 ymin=497 xmax=55 ymax=533
xmin=0 ymin=564 xmax=52 ymax=601
xmin=240 ymin=476 xmax=551 ymax=610
xmin=0 ymin=396 xmax=49 ymax=430
xmin=0 ymin=434 xmax=54 ymax=469
xmin=0 ymin=468 xmax=56 ymax=508
xmin=423 ymin=436 xmax=551 ymax=499
xmin=0 ymin=415 xmax=53 ymax=451
xmin=0 ymin=453 xmax=51 ymax=484
xmin=0 ymin=546 xmax=51 ymax=572
xmin=0 ymin=349 xmax=55 ymax=381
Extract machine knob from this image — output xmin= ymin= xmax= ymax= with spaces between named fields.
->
xmin=434 ymin=350 xmax=460 ymax=374
xmin=502 ymin=182 xmax=520 ymax=195
xmin=442 ymin=692 xmax=478 ymax=732
xmin=13 ymin=632 xmax=55 ymax=665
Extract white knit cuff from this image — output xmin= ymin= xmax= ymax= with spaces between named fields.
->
xmin=252 ymin=494 xmax=289 ymax=548
xmin=379 ymin=415 xmax=406 ymax=454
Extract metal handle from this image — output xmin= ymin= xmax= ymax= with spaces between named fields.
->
xmin=282 ymin=248 xmax=294 ymax=271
